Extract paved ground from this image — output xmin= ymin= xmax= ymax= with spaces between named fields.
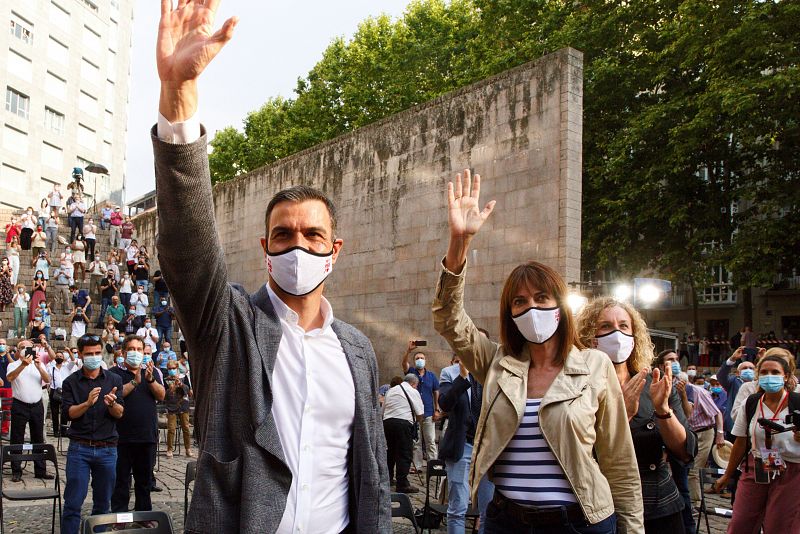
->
xmin=1 ymin=434 xmax=733 ymax=533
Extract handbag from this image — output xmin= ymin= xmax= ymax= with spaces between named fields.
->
xmin=399 ymin=384 xmax=421 ymax=442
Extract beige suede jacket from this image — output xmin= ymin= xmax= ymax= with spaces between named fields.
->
xmin=432 ymin=264 xmax=645 ymax=534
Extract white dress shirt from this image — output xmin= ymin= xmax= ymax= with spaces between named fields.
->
xmin=7 ymin=360 xmax=46 ymax=404
xmin=267 ymin=285 xmax=355 ymax=534
xmin=158 ymin=114 xmax=356 ymax=533
xmin=47 ymin=360 xmax=79 ymax=389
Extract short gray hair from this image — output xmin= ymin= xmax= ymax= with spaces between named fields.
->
xmin=403 ymin=373 xmax=419 ymax=386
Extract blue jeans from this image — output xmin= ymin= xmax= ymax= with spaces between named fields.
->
xmin=446 ymin=442 xmax=494 ymax=533
xmin=484 ymin=500 xmax=617 ymax=534
xmin=157 ymin=326 xmax=173 ymax=346
xmin=62 ymin=442 xmax=118 ymax=534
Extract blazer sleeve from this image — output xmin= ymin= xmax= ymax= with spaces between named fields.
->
xmin=151 ymin=126 xmax=231 ymax=363
xmin=439 ymin=375 xmax=471 ymax=413
xmin=431 ymin=261 xmax=498 ymax=385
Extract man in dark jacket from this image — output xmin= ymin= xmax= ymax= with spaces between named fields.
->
xmin=439 ymin=360 xmax=494 ymax=533
xmin=152 ymin=2 xmax=390 ymax=532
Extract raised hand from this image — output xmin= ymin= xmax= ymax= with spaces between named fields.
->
xmin=447 ymin=169 xmax=495 ymax=240
xmin=157 ymin=0 xmax=238 ymax=121
xmin=650 ymin=367 xmax=672 ymax=415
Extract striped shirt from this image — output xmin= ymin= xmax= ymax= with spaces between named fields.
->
xmin=492 ymin=399 xmax=577 ymax=507
xmin=686 ymin=383 xmax=720 ymax=431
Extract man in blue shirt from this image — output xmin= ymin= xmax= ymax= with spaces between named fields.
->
xmin=402 ymin=341 xmax=440 ymax=466
xmin=151 ymin=297 xmax=175 ymax=345
xmin=156 ymin=341 xmax=177 ymax=373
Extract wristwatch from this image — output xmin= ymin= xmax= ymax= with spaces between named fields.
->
xmin=654 ymin=409 xmax=674 ymax=420
xmin=130 ymin=379 xmax=138 ymax=387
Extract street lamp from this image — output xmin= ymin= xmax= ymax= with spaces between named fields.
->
xmin=638 ymin=283 xmax=662 ymax=305
xmin=614 ymin=284 xmax=632 ymax=302
xmin=567 ymin=293 xmax=588 ymax=314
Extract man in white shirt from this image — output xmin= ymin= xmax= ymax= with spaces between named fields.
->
xmin=137 ymin=320 xmax=160 ymax=353
xmin=69 ymin=308 xmax=90 ymax=349
xmin=6 ymin=339 xmax=53 ymax=481
xmin=382 ymin=374 xmax=424 ymax=493
xmin=129 ymin=287 xmax=149 ymax=329
xmin=47 ymin=348 xmax=79 ymax=436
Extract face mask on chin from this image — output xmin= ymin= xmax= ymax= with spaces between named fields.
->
xmin=267 ymin=246 xmax=334 ymax=296
xmin=511 ymin=306 xmax=560 ymax=344
xmin=595 ymin=330 xmax=635 ymax=364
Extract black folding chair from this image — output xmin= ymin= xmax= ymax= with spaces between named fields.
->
xmin=391 ymin=492 xmax=420 ymax=533
xmin=0 ymin=444 xmax=62 ymax=534
xmin=696 ymin=467 xmax=733 ymax=534
xmin=184 ymin=460 xmax=197 ymax=525
xmin=0 ymin=399 xmax=12 ymax=443
xmin=81 ymin=510 xmax=174 ymax=533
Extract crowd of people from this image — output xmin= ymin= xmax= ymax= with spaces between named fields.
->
xmin=0 ymin=190 xmax=192 ymax=534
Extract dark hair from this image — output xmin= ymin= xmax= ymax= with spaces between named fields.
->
xmin=77 ymin=334 xmax=102 ymax=352
xmin=499 ymin=261 xmax=584 ymax=365
xmin=757 ymin=354 xmax=791 ymax=378
xmin=655 ymin=349 xmax=677 ymax=366
xmin=264 ymin=186 xmax=337 ymax=240
xmin=389 ymin=375 xmax=404 ymax=387
xmin=122 ymin=335 xmax=145 ymax=351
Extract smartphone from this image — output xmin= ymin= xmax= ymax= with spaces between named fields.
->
xmin=24 ymin=347 xmax=36 ymax=357
xmin=413 ymin=340 xmax=427 ymax=347
xmin=743 ymin=347 xmax=758 ymax=362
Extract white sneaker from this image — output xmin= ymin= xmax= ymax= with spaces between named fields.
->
xmin=166 ymin=450 xmax=173 ymax=458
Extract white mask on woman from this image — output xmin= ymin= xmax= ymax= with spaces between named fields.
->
xmin=266 ymin=246 xmax=334 ymax=296
xmin=595 ymin=330 xmax=635 ymax=364
xmin=511 ymin=307 xmax=560 ymax=344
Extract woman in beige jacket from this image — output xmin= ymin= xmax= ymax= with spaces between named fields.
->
xmin=433 ymin=170 xmax=644 ymax=533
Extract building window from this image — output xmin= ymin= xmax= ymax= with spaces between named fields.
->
xmin=47 ymin=36 xmax=69 ymax=65
xmin=3 ymin=125 xmax=29 ymax=155
xmin=699 ymin=265 xmax=737 ymax=304
xmin=42 ymin=142 xmax=63 ymax=169
xmin=5 ymin=87 xmax=30 ymax=119
xmin=79 ymin=90 xmax=98 ymax=118
xmin=82 ymin=25 xmax=102 ymax=54
xmin=45 ymin=107 xmax=65 ymax=135
xmin=49 ymin=2 xmax=70 ymax=30
xmin=45 ymin=71 xmax=67 ymax=101
xmin=7 ymin=50 xmax=33 ymax=82
xmin=81 ymin=0 xmax=99 ymax=13
xmin=10 ymin=15 xmax=34 ymax=45
xmin=1 ymin=164 xmax=27 ymax=194
xmin=80 ymin=58 xmax=100 ymax=86
xmin=77 ymin=124 xmax=96 ymax=150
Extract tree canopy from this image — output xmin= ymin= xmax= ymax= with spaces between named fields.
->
xmin=209 ymin=0 xmax=799 ymax=298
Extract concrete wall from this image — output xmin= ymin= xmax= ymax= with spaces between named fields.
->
xmin=134 ymin=48 xmax=584 ymax=382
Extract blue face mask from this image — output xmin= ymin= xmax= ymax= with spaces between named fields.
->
xmin=703 ymin=382 xmax=710 ymax=390
xmin=670 ymin=362 xmax=681 ymax=376
xmin=116 ymin=356 xmax=124 ymax=364
xmin=126 ymin=351 xmax=143 ymax=367
xmin=143 ymin=355 xmax=152 ymax=365
xmin=740 ymin=369 xmax=755 ymax=382
xmin=82 ymin=355 xmax=102 ymax=370
xmin=168 ymin=369 xmax=177 ymax=376
xmin=415 ymin=358 xmax=425 ymax=369
xmin=759 ymin=375 xmax=785 ymax=393
xmin=0 ymin=345 xmax=6 ymax=353
xmin=710 ymin=386 xmax=723 ymax=394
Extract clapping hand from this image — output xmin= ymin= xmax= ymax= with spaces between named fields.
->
xmin=86 ymin=387 xmax=102 ymax=406
xmin=103 ymin=387 xmax=118 ymax=407
xmin=650 ymin=366 xmax=673 ymax=416
xmin=144 ymin=361 xmax=155 ymax=382
xmin=622 ymin=369 xmax=648 ymax=420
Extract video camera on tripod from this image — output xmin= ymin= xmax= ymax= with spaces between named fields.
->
xmin=68 ymin=167 xmax=84 ymax=193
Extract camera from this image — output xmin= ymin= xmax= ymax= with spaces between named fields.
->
xmin=24 ymin=347 xmax=36 ymax=357
xmin=413 ymin=340 xmax=427 ymax=347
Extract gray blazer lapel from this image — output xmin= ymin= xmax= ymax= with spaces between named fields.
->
xmin=248 ymin=285 xmax=287 ymax=464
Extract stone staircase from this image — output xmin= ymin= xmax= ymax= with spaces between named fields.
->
xmin=1 ymin=209 xmax=122 ymax=344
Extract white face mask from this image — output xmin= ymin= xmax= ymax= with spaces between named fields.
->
xmin=511 ymin=307 xmax=560 ymax=344
xmin=267 ymin=246 xmax=334 ymax=296
xmin=595 ymin=330 xmax=635 ymax=364
xmin=687 ymin=369 xmax=697 ymax=378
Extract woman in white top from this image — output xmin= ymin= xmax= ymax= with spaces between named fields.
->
xmin=11 ymin=284 xmax=29 ymax=336
xmin=71 ymin=236 xmax=87 ymax=283
xmin=38 ymin=198 xmax=49 ymax=228
xmin=714 ymin=354 xmax=800 ymax=533
xmin=6 ymin=236 xmax=20 ymax=286
xmin=119 ymin=272 xmax=133 ymax=309
xmin=83 ymin=218 xmax=97 ymax=262
xmin=45 ymin=211 xmax=60 ymax=254
xmin=19 ymin=208 xmax=36 ymax=250
xmin=730 ymin=347 xmax=800 ymax=423
xmin=60 ymin=245 xmax=74 ymax=284
xmin=48 ymin=185 xmax=63 ymax=214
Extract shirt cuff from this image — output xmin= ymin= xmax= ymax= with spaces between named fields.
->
xmin=726 ymin=358 xmax=737 ymax=366
xmin=156 ymin=112 xmax=201 ymax=144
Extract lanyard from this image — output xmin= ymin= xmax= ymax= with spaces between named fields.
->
xmin=756 ymin=391 xmax=788 ymax=450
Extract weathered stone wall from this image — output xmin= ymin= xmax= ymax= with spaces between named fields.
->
xmin=134 ymin=48 xmax=583 ymax=382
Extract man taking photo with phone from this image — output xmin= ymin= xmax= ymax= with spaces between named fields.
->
xmin=402 ymin=340 xmax=441 ymax=467
xmin=6 ymin=339 xmax=53 ymax=482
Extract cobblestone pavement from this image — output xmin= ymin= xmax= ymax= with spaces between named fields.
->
xmin=1 ymin=439 xmax=733 ymax=533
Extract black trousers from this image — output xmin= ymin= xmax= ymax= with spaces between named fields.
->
xmin=644 ymin=510 xmax=686 ymax=534
xmin=10 ymin=398 xmax=46 ymax=476
xmin=49 ymin=390 xmax=63 ymax=436
xmin=19 ymin=228 xmax=33 ymax=250
xmin=85 ymin=238 xmax=96 ymax=262
xmin=383 ymin=418 xmax=414 ymax=487
xmin=69 ymin=216 xmax=84 ymax=242
xmin=111 ymin=442 xmax=156 ymax=512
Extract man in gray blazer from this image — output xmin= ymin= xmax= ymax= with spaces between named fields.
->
xmin=152 ymin=2 xmax=390 ymax=532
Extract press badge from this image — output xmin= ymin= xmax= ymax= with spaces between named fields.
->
xmin=755 ymin=447 xmax=785 ymax=484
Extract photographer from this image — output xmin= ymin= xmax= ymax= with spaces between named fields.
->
xmin=47 ymin=349 xmax=78 ymax=437
xmin=164 ymin=360 xmax=193 ymax=458
xmin=6 ymin=339 xmax=53 ymax=482
xmin=68 ymin=307 xmax=90 ymax=349
xmin=713 ymin=354 xmax=800 ymax=532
